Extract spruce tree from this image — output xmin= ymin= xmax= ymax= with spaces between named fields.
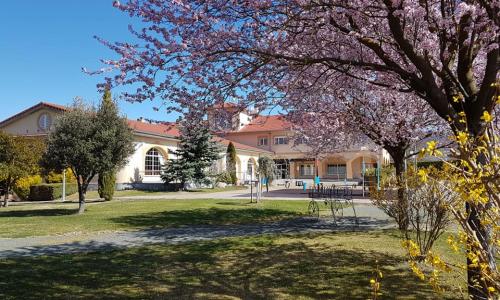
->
xmin=162 ymin=119 xmax=220 ymax=190
xmin=226 ymin=142 xmax=237 ymax=185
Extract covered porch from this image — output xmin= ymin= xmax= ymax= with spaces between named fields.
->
xmin=278 ymin=152 xmax=381 ymax=181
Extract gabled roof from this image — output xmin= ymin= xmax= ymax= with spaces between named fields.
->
xmin=238 ymin=115 xmax=291 ymax=133
xmin=0 ymin=102 xmax=67 ymax=128
xmin=127 ymin=120 xmax=180 ymax=138
xmin=0 ymin=101 xmax=270 ymax=154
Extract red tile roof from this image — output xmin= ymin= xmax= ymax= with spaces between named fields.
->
xmin=0 ymin=101 xmax=270 ymax=153
xmin=238 ymin=115 xmax=291 ymax=132
xmin=0 ymin=102 xmax=68 ymax=127
xmin=127 ymin=120 xmax=180 ymax=138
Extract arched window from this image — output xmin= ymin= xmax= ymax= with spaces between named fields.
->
xmin=145 ymin=148 xmax=164 ymax=176
xmin=247 ymin=160 xmax=254 ymax=178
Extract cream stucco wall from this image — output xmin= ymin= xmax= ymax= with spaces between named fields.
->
xmin=1 ymin=108 xmax=59 ymax=136
xmin=1 ymin=104 xmax=391 ymax=188
xmin=224 ymin=130 xmax=311 ymax=154
xmin=115 ymin=135 xmax=179 ymax=184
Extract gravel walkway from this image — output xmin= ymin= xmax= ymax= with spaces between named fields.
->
xmin=0 ymin=204 xmax=393 ymax=258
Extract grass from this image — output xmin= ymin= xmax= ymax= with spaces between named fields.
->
xmin=65 ymin=186 xmax=248 ymax=201
xmin=0 ymin=231 xmax=465 ymax=299
xmin=0 ymin=199 xmax=308 ymax=238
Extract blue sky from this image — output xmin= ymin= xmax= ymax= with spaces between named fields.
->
xmin=0 ymin=0 xmax=173 ymax=122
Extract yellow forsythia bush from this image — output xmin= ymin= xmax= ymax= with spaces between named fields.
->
xmin=13 ymin=175 xmax=43 ymax=201
xmin=46 ymin=168 xmax=76 ymax=183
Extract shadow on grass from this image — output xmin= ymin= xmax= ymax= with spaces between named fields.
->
xmin=112 ymin=207 xmax=302 ymax=228
xmin=0 ymin=235 xmax=461 ymax=300
xmin=0 ymin=208 xmax=78 ymax=217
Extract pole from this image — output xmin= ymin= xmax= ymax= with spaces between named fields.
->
xmin=62 ymin=169 xmax=66 ymax=202
xmin=377 ymin=156 xmax=381 ymax=190
xmin=362 ymin=156 xmax=365 ymax=197
xmin=250 ymin=166 xmax=253 ymax=203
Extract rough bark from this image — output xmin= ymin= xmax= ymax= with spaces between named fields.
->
xmin=387 ymin=147 xmax=408 ymax=232
xmin=2 ymin=176 xmax=11 ymax=208
xmin=77 ymin=176 xmax=87 ymax=215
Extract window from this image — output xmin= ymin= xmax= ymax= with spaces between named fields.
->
xmin=38 ymin=113 xmax=52 ymax=132
xmin=295 ymin=136 xmax=306 ymax=144
xmin=274 ymin=160 xmax=290 ymax=179
xmin=258 ymin=137 xmax=268 ymax=146
xmin=299 ymin=164 xmax=315 ymax=176
xmin=247 ymin=160 xmax=254 ymax=178
xmin=145 ymin=148 xmax=164 ymax=176
xmin=274 ymin=136 xmax=289 ymax=145
xmin=327 ymin=164 xmax=347 ymax=179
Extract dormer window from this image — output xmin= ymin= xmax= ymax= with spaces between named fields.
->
xmin=38 ymin=113 xmax=52 ymax=132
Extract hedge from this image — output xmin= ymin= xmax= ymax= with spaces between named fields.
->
xmin=13 ymin=175 xmax=43 ymax=201
xmin=29 ymin=183 xmax=78 ymax=201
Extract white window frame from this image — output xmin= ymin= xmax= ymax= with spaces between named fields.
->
xmin=258 ymin=136 xmax=268 ymax=146
xmin=145 ymin=148 xmax=164 ymax=176
xmin=274 ymin=136 xmax=288 ymax=145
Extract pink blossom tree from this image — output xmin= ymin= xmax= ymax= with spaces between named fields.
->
xmin=93 ymin=1 xmax=498 ymax=297
xmin=286 ymin=79 xmax=447 ymax=230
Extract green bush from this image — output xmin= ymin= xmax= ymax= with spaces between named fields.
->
xmin=13 ymin=175 xmax=43 ymax=201
xmin=98 ymin=171 xmax=116 ymax=201
xmin=217 ymin=171 xmax=234 ymax=184
xmin=29 ymin=183 xmax=78 ymax=201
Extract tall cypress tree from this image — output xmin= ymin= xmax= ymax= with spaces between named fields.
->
xmin=97 ymin=89 xmax=120 ymax=201
xmin=226 ymin=142 xmax=237 ymax=185
xmin=162 ymin=119 xmax=220 ymax=189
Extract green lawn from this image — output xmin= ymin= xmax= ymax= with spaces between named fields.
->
xmin=0 ymin=231 xmax=465 ymax=299
xmin=0 ymin=199 xmax=307 ymax=238
xmin=65 ymin=185 xmax=248 ymax=201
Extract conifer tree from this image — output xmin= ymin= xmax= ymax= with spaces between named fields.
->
xmin=226 ymin=142 xmax=237 ymax=185
xmin=97 ymin=89 xmax=122 ymax=201
xmin=162 ymin=119 xmax=220 ymax=190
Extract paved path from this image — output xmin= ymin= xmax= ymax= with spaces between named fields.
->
xmin=109 ymin=187 xmax=374 ymax=203
xmin=0 ymin=204 xmax=393 ymax=258
xmin=9 ymin=186 xmax=374 ymax=206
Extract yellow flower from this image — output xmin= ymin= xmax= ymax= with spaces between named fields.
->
xmin=426 ymin=140 xmax=437 ymax=152
xmin=418 ymin=169 xmax=428 ymax=183
xmin=480 ymin=111 xmax=493 ymax=123
xmin=488 ymin=287 xmax=496 ymax=292
xmin=370 ymin=279 xmax=376 ymax=284
xmin=456 ymin=131 xmax=468 ymax=145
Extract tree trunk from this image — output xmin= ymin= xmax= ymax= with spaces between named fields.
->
xmin=388 ymin=148 xmax=408 ymax=232
xmin=3 ymin=176 xmax=11 ymax=208
xmin=77 ymin=176 xmax=86 ymax=214
xmin=2 ymin=189 xmax=8 ymax=208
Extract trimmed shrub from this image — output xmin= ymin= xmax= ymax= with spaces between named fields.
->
xmin=98 ymin=171 xmax=116 ymax=201
xmin=29 ymin=183 xmax=78 ymax=201
xmin=13 ymin=175 xmax=43 ymax=201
